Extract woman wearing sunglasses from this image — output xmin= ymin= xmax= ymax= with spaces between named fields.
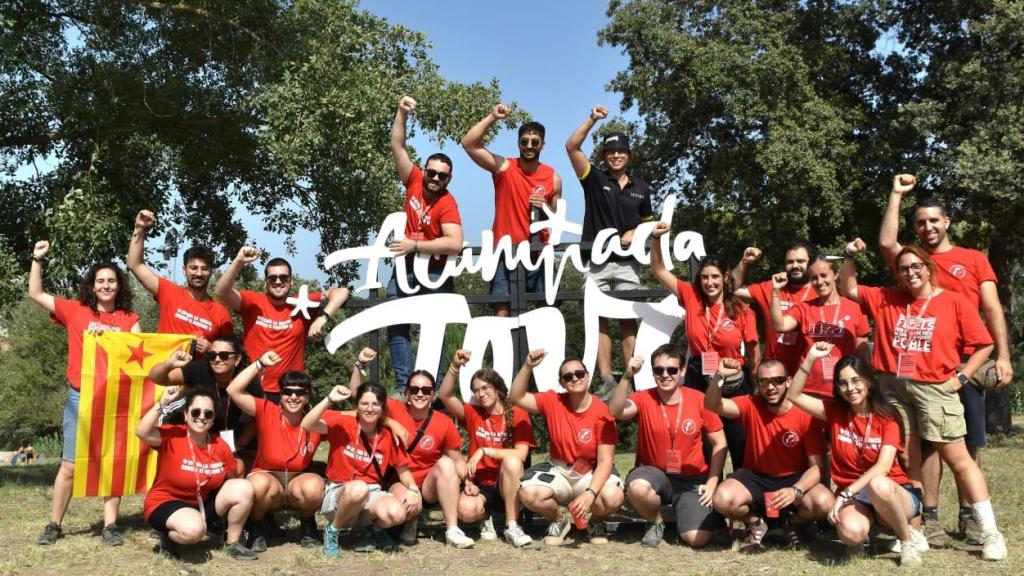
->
xmin=227 ymin=351 xmax=324 ymax=552
xmin=302 ymin=372 xmax=418 ymax=557
xmin=787 ymin=342 xmax=925 ymax=565
xmin=137 ymin=387 xmax=257 ymax=560
xmin=840 ymin=240 xmax=1006 ymax=561
xmin=511 ymin=350 xmax=624 ymax=546
xmin=439 ymin=350 xmax=536 ymax=548
xmin=650 ymin=222 xmax=759 ymax=470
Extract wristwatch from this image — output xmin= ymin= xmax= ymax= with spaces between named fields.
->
xmin=839 ymin=489 xmax=854 ymax=500
xmin=793 ymin=486 xmax=804 ymax=501
xmin=956 ymin=372 xmax=970 ymax=388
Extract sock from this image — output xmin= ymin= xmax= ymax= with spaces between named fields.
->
xmin=971 ymin=499 xmax=998 ymax=533
xmin=922 ymin=506 xmax=939 ymax=521
xmin=507 ymin=521 xmax=519 ymax=530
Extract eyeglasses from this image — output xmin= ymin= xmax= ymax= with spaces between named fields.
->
xmin=560 ymin=369 xmax=588 ymax=383
xmin=471 ymin=384 xmax=494 ymax=396
xmin=652 ymin=366 xmax=680 ymax=376
xmin=424 ymin=168 xmax=450 ymax=181
xmin=407 ymin=385 xmax=434 ymax=397
xmin=267 ymin=274 xmax=291 ymax=284
xmin=189 ymin=408 xmax=215 ymax=420
xmin=358 ymin=401 xmax=382 ymax=409
xmin=208 ymin=351 xmax=239 ymax=362
xmin=897 ymin=262 xmax=926 ymax=275
xmin=837 ymin=377 xmax=865 ymax=390
xmin=757 ymin=376 xmax=789 ymax=388
xmin=519 ymin=137 xmax=542 ymax=148
xmin=281 ymin=387 xmax=308 ymax=398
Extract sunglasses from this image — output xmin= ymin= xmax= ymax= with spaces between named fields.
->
xmin=267 ymin=274 xmax=291 ymax=284
xmin=758 ymin=376 xmax=789 ymax=388
xmin=208 ymin=351 xmax=239 ymax=361
xmin=407 ymin=385 xmax=434 ymax=397
xmin=189 ymin=408 xmax=215 ymax=420
xmin=424 ymin=168 xmax=450 ymax=182
xmin=560 ymin=369 xmax=588 ymax=383
xmin=519 ymin=137 xmax=542 ymax=148
xmin=281 ymin=387 xmax=309 ymax=398
xmin=652 ymin=366 xmax=680 ymax=376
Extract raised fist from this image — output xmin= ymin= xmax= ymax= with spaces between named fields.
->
xmin=625 ymin=356 xmax=645 ymax=378
xmin=845 ymin=238 xmax=866 ymax=255
xmin=492 ymin=104 xmax=511 ymax=119
xmin=741 ymin=247 xmax=762 ymax=265
xmin=590 ymin=105 xmax=609 ymax=120
xmin=892 ymin=174 xmax=916 ymax=195
xmin=259 ymin=350 xmax=283 ymax=367
xmin=237 ymin=246 xmax=261 ymax=263
xmin=135 ymin=210 xmax=156 ymax=231
xmin=716 ymin=358 xmax=743 ymax=380
xmin=525 ymin=349 xmax=547 ymax=368
xmin=771 ymin=272 xmax=788 ymax=291
xmin=358 ymin=347 xmax=377 ymax=364
xmin=451 ymin=349 xmax=472 ymax=367
xmin=651 ymin=221 xmax=671 ymax=239
xmin=398 ymin=96 xmax=417 ymax=113
xmin=33 ymin=240 xmax=50 ymax=259
xmin=169 ymin=350 xmax=192 ymax=369
xmin=808 ymin=341 xmax=835 ymax=360
xmin=328 ymin=385 xmax=352 ymax=403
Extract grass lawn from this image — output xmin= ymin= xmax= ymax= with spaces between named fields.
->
xmin=3 ymin=428 xmax=1024 ymax=576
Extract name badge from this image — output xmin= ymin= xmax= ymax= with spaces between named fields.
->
xmin=571 ymin=458 xmax=593 ymax=475
xmin=666 ymin=449 xmax=682 ymax=475
xmin=219 ymin=430 xmax=236 ymax=453
xmin=701 ymin=351 xmax=720 ymax=376
xmin=777 ymin=331 xmax=799 ymax=346
xmin=820 ymin=357 xmax=837 ymax=382
xmin=896 ymin=353 xmax=917 ymax=380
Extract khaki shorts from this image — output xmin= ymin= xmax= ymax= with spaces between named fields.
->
xmin=519 ymin=460 xmax=623 ymax=505
xmin=319 ymin=481 xmax=389 ymax=527
xmin=876 ymin=372 xmax=915 ymax=438
xmin=906 ymin=380 xmax=967 ymax=443
xmin=587 ymin=260 xmax=642 ymax=292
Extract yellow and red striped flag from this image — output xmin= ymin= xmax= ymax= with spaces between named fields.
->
xmin=73 ymin=332 xmax=193 ymax=498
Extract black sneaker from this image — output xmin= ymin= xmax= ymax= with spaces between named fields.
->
xmin=101 ymin=524 xmax=124 ymax=547
xmin=37 ymin=522 xmax=62 ymax=545
xmin=224 ymin=541 xmax=258 ymax=561
xmin=148 ymin=528 xmax=161 ymax=541
xmin=246 ymin=521 xmax=268 ymax=553
xmin=300 ymin=516 xmax=322 ymax=548
xmin=156 ymin=531 xmax=180 ymax=559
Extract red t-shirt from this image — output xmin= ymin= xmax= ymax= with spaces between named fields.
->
xmin=533 ymin=391 xmax=618 ymax=468
xmin=629 ymin=387 xmax=722 ymax=476
xmin=748 ymin=280 xmax=816 ymax=374
xmin=403 ymin=165 xmax=462 ymax=269
xmin=857 ymin=286 xmax=993 ymax=382
xmin=492 ymin=158 xmax=556 ymax=245
xmin=929 ymin=246 xmax=997 ymax=354
xmin=387 ymin=400 xmax=462 ymax=486
xmin=733 ymin=396 xmax=825 ymax=477
xmin=155 ymin=277 xmax=233 ymax=341
xmin=251 ymin=398 xmax=321 ymax=472
xmin=50 ymin=298 xmax=139 ymax=390
xmin=787 ymin=297 xmax=869 ymax=397
xmin=461 ymin=402 xmax=536 ymax=487
xmin=238 ymin=289 xmax=322 ymax=393
xmin=320 ymin=411 xmax=408 ymax=484
xmin=825 ymin=402 xmax=910 ymax=490
xmin=676 ymin=280 xmax=758 ymax=364
xmin=143 ymin=424 xmax=236 ymax=519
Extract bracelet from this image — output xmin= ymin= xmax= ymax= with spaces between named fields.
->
xmin=798 ymin=365 xmax=811 ymax=374
xmin=32 ymin=255 xmax=46 ymax=263
xmin=355 ymin=359 xmax=368 ymax=370
xmin=585 ymin=487 xmax=598 ymax=498
xmin=844 ymin=247 xmax=854 ymax=257
xmin=255 ymin=360 xmax=264 ymax=371
xmin=406 ymin=485 xmax=419 ymax=494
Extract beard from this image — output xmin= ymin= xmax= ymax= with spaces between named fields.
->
xmin=786 ymin=269 xmax=810 ymax=286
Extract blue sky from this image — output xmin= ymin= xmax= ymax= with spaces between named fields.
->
xmin=248 ymin=0 xmax=635 ymax=288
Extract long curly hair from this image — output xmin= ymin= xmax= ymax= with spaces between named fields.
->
xmin=77 ymin=262 xmax=134 ymax=313
xmin=471 ymin=368 xmax=514 ymax=448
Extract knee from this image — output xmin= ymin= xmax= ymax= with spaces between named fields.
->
xmin=626 ymin=482 xmax=658 ymax=506
xmin=597 ymin=488 xmax=624 ymax=513
xmin=436 ymin=456 xmax=457 ymax=479
xmin=810 ymin=490 xmax=834 ymax=516
xmin=176 ymin=521 xmax=206 ymax=544
xmin=457 ymin=497 xmax=484 ymax=522
xmin=712 ymin=487 xmax=740 ymax=513
xmin=500 ymin=457 xmax=523 ymax=476
xmin=57 ymin=461 xmax=75 ymax=480
xmin=867 ymin=476 xmax=895 ymax=501
xmin=681 ymin=530 xmax=711 ymax=548
xmin=518 ymin=487 xmax=543 ymax=508
xmin=297 ymin=477 xmax=325 ymax=505
xmin=229 ymin=478 xmax=255 ymax=500
xmin=378 ymin=502 xmax=406 ymax=527
xmin=342 ymin=481 xmax=369 ymax=504
xmin=836 ymin=518 xmax=868 ymax=545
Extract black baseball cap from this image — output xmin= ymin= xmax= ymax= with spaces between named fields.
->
xmin=601 ymin=131 xmax=631 ymax=152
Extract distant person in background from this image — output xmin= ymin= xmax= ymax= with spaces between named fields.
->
xmin=29 ymin=240 xmax=140 ymax=547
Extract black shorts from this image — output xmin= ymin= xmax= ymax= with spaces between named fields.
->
xmin=147 ymin=490 xmax=222 ymax=534
xmin=728 ymin=468 xmax=802 ymax=517
xmin=958 ymin=383 xmax=986 ymax=448
xmin=625 ymin=465 xmax=722 ymax=533
xmin=477 ymin=483 xmax=501 ymax=512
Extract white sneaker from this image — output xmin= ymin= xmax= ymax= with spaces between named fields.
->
xmin=479 ymin=516 xmax=498 ymax=541
xmin=899 ymin=540 xmax=922 ymax=567
xmin=883 ymin=537 xmax=902 ymax=554
xmin=981 ymin=531 xmax=1007 ymax=561
xmin=910 ymin=527 xmax=929 ymax=552
xmin=399 ymin=515 xmax=418 ymax=545
xmin=445 ymin=526 xmax=475 ymax=549
xmin=503 ymin=523 xmax=533 ymax=548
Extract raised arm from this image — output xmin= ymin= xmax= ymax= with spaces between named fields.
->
xmin=978 ymin=281 xmax=1014 ymax=387
xmin=228 ymin=350 xmax=280 ymax=416
xmin=460 ymin=104 xmax=509 ymax=174
xmin=390 ymin=96 xmax=417 ymax=183
xmin=28 ymin=241 xmax=55 ymax=312
xmin=609 ymin=356 xmax=643 ymax=420
xmin=214 ymin=246 xmax=260 ymax=312
xmin=786 ymin=343 xmax=831 ymax=421
xmin=127 ymin=210 xmax=161 ymax=295
xmin=148 ymin=350 xmax=190 ymax=386
xmin=731 ymin=247 xmax=762 ymax=302
xmin=137 ymin=386 xmax=182 ymax=448
xmin=879 ymin=174 xmax=915 ymax=266
xmin=308 ymin=286 xmax=351 ymax=338
xmin=704 ymin=358 xmax=743 ymax=419
xmin=769 ymin=272 xmax=800 ymax=332
xmin=438 ymin=349 xmax=471 ymax=420
xmin=348 ymin=347 xmax=375 ymax=391
xmin=565 ymin=105 xmax=606 ymax=178
xmin=838 ymin=238 xmax=866 ymax=302
xmin=649 ymin=222 xmax=681 ymax=298
xmin=508 ymin=349 xmax=545 ymax=414
xmin=301 ymin=385 xmax=352 ymax=435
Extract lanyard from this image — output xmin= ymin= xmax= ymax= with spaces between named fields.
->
xmin=904 ymin=290 xmax=936 ymax=322
xmin=186 ymin=433 xmax=213 ymax=496
xmin=353 ymin=429 xmax=382 ymax=481
xmin=850 ymin=413 xmax=874 ymax=469
xmin=818 ymin=299 xmax=843 ymax=342
xmin=279 ymin=411 xmax=308 ymax=469
xmin=705 ymin=304 xmax=726 ymax=346
xmin=658 ymin=390 xmax=684 ymax=449
xmin=481 ymin=410 xmax=506 ymax=447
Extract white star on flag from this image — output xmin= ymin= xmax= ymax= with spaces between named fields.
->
xmin=287 ymin=284 xmax=318 ymax=319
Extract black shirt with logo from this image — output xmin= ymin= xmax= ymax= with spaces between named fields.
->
xmin=579 ymin=163 xmax=654 ymax=261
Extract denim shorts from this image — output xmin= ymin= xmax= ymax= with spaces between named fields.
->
xmin=62 ymin=386 xmax=81 ymax=462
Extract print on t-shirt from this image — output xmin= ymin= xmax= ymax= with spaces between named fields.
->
xmin=343 ymin=444 xmax=384 ymax=467
xmin=255 ymin=316 xmax=294 ymax=331
xmin=181 ymin=458 xmax=225 ymax=476
xmin=892 ymin=315 xmax=936 ymax=352
xmin=173 ymin=309 xmax=214 ymax=332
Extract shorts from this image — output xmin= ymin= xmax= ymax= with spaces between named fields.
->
xmin=906 ymin=380 xmax=967 ymax=443
xmin=728 ymin=469 xmax=803 ymax=518
xmin=489 ymin=260 xmax=543 ymax=296
xmin=248 ymin=468 xmax=317 ymax=493
xmin=849 ymin=483 xmax=922 ymax=519
xmin=147 ymin=490 xmax=223 ymax=534
xmin=519 ymin=460 xmax=623 ymax=505
xmin=62 ymin=386 xmax=80 ymax=462
xmin=625 ymin=466 xmax=722 ymax=533
xmin=875 ymin=373 xmax=915 ymax=438
xmin=958 ymin=359 xmax=991 ymax=448
xmin=319 ymin=481 xmax=389 ymax=527
xmin=587 ymin=260 xmax=641 ymax=292
xmin=476 ymin=483 xmax=501 ymax=512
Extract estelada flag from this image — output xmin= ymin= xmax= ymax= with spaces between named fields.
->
xmin=73 ymin=332 xmax=193 ymax=498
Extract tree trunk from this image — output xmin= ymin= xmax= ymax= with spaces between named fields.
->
xmin=985 ymin=213 xmax=1018 ymax=434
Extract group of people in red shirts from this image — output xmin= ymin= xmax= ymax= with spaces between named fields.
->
xmin=26 ymin=94 xmax=1011 ymax=569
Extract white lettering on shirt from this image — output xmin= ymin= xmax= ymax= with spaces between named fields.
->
xmin=173 ymin=309 xmax=213 ymax=332
xmin=255 ymin=316 xmax=293 ymax=331
xmin=892 ymin=314 xmax=936 ymax=352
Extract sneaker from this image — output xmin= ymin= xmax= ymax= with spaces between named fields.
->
xmin=595 ymin=374 xmax=618 ymax=403
xmin=543 ymin=508 xmax=573 ymax=546
xmin=910 ymin=527 xmax=929 ymax=552
xmin=981 ymin=531 xmax=1007 ymax=561
xmin=899 ymin=539 xmax=922 ymax=567
xmin=923 ymin=517 xmax=948 ymax=547
xmin=503 ymin=523 xmax=533 ymax=548
xmin=587 ymin=521 xmax=610 ymax=545
xmin=101 ymin=524 xmax=124 ymax=547
xmin=148 ymin=528 xmax=161 ymax=541
xmin=246 ymin=521 xmax=267 ymax=553
xmin=959 ymin=514 xmax=984 ymax=545
xmin=224 ymin=540 xmax=258 ymax=561
xmin=641 ymin=522 xmax=665 ymax=548
xmin=37 ymin=522 xmax=62 ymax=545
xmin=400 ymin=516 xmax=418 ymax=546
xmin=782 ymin=523 xmax=804 ymax=548
xmin=156 ymin=531 xmax=180 ymax=559
xmin=322 ymin=524 xmax=341 ymax=558
xmin=300 ymin=516 xmax=322 ymax=548
xmin=739 ymin=518 xmax=767 ymax=553
xmin=353 ymin=527 xmax=377 ymax=553
xmin=479 ymin=516 xmax=498 ymax=541
xmin=445 ymin=526 xmax=475 ymax=549
xmin=372 ymin=526 xmax=398 ymax=553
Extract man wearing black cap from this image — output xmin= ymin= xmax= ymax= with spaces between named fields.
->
xmin=567 ymin=105 xmax=655 ymax=399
